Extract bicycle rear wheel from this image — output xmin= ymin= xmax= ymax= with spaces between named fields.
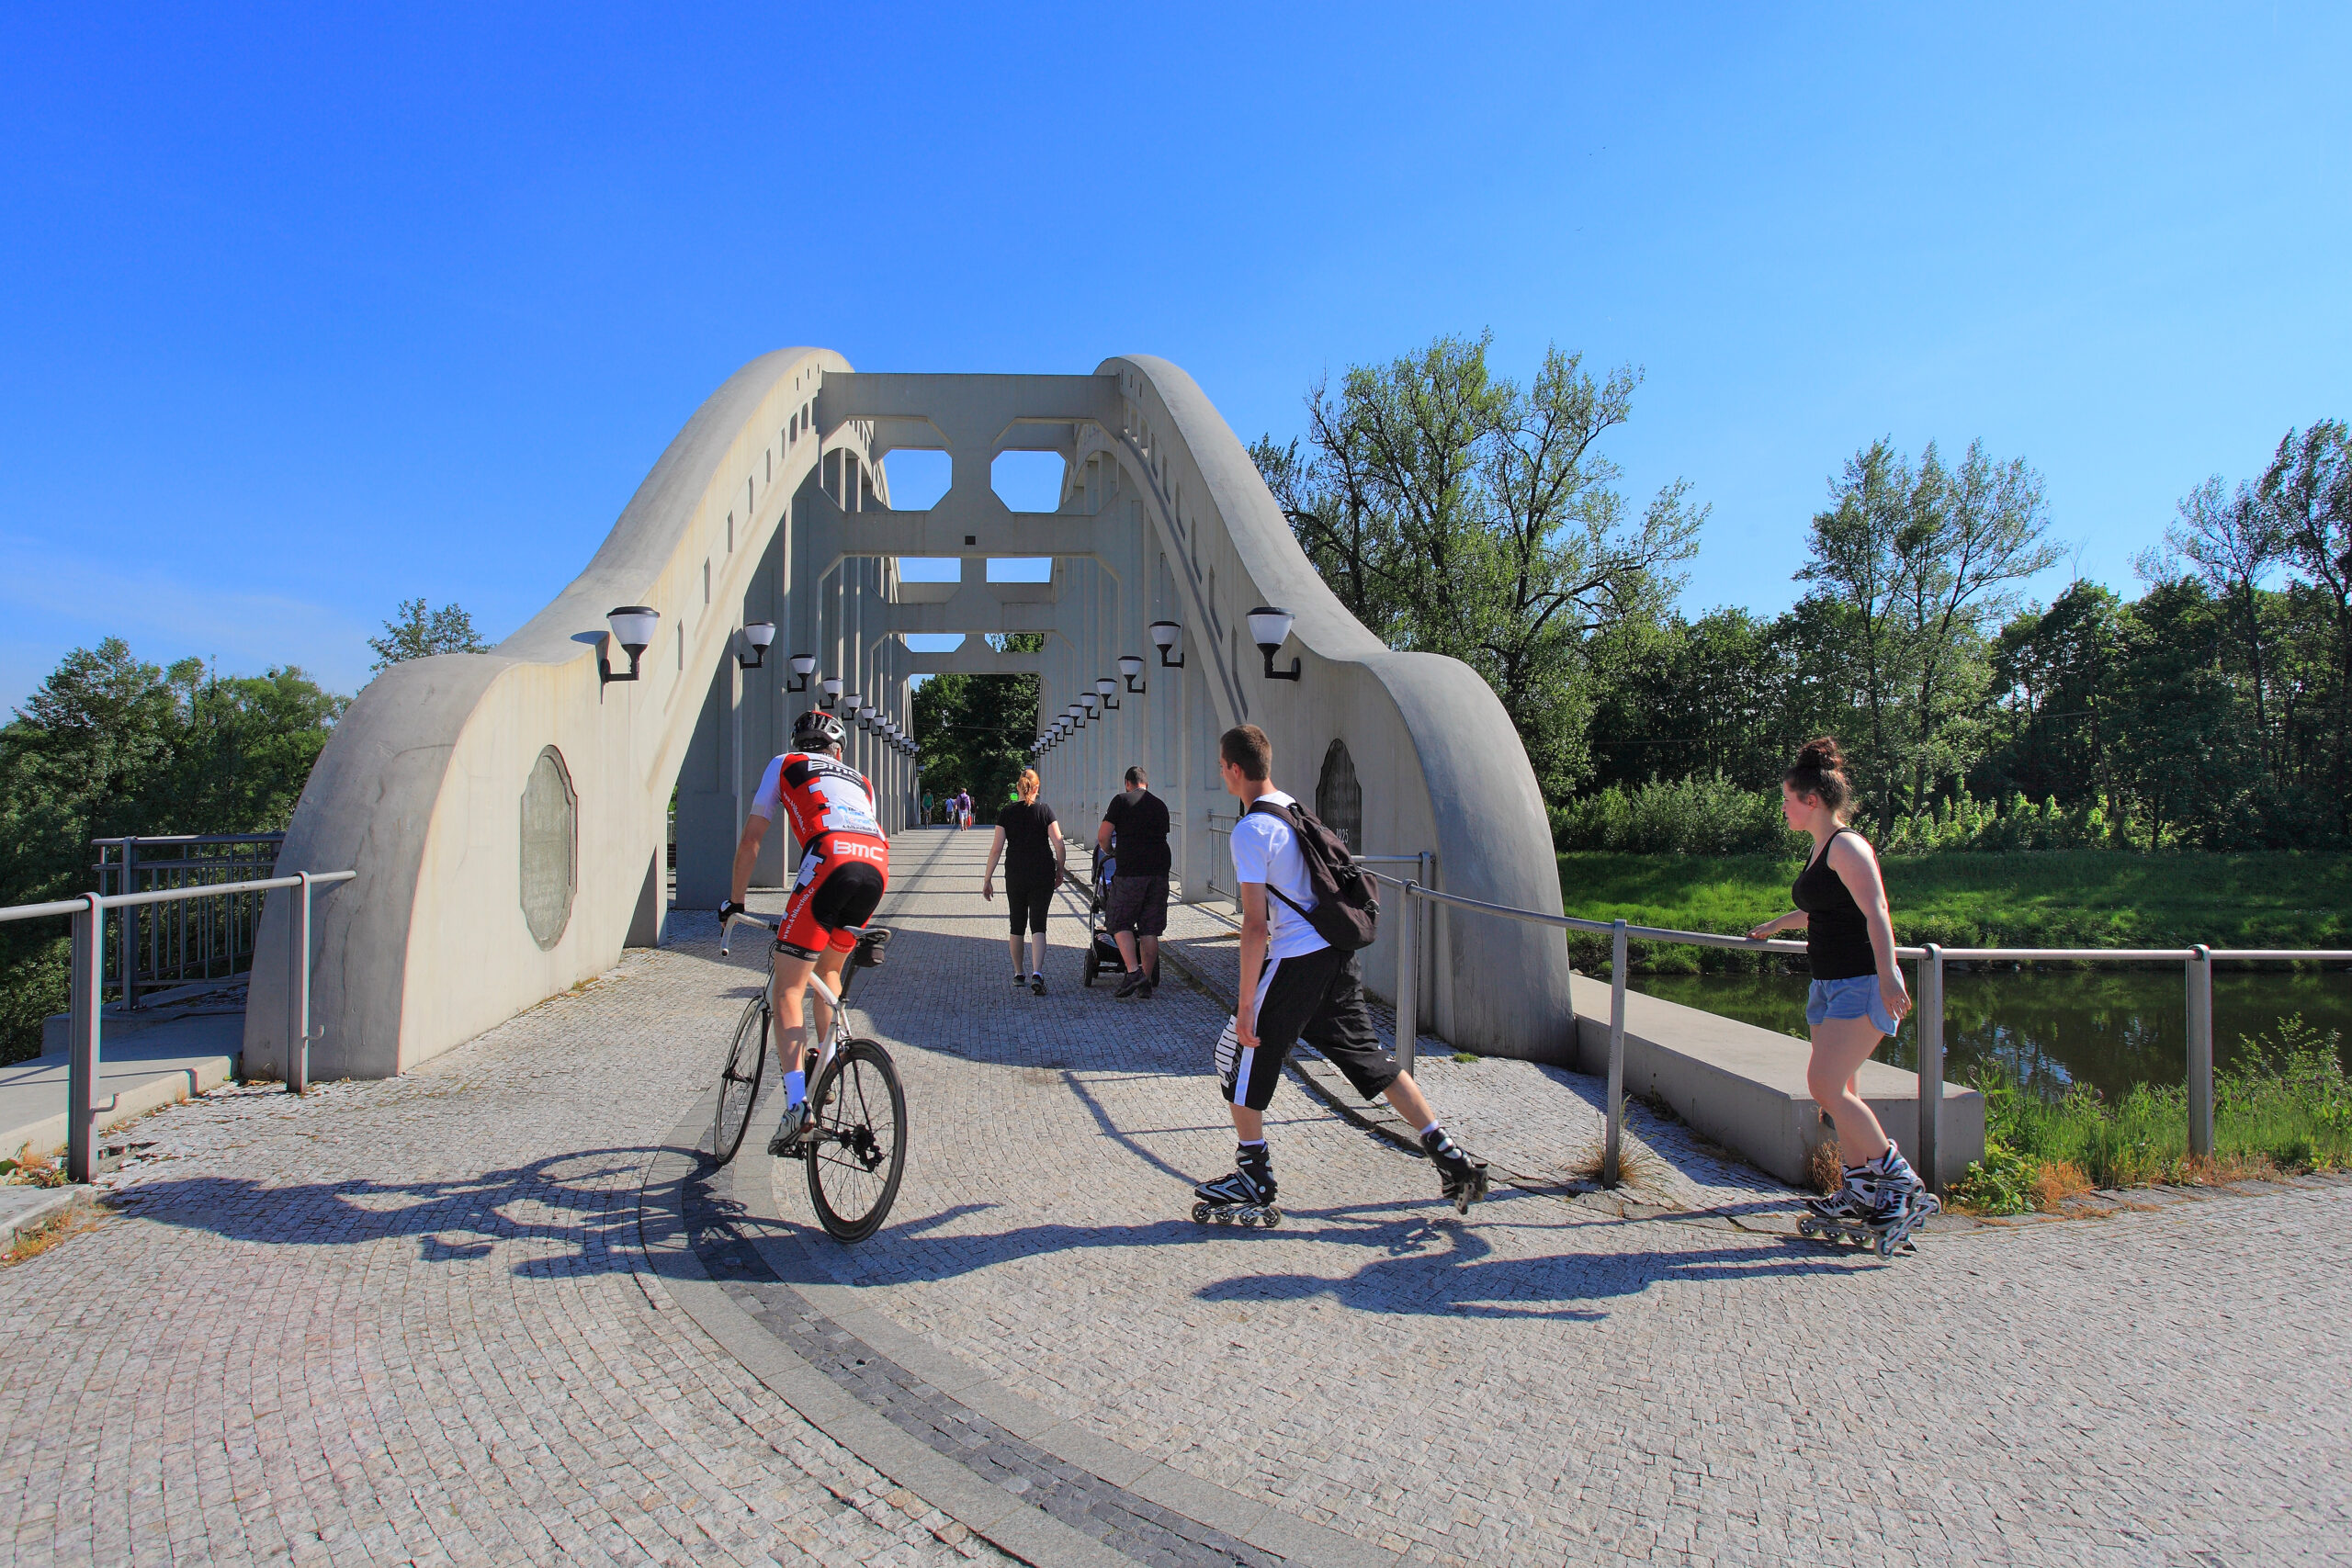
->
xmin=803 ymin=1038 xmax=907 ymax=1242
xmin=711 ymin=997 xmax=768 ymax=1165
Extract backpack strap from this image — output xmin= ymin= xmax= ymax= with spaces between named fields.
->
xmin=1241 ymin=800 xmax=1316 ymax=918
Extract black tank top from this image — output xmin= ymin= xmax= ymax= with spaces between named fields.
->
xmin=1792 ymin=828 xmax=1877 ymax=980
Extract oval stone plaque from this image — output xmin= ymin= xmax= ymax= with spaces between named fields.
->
xmin=520 ymin=746 xmax=577 ymax=950
xmin=1317 ymin=738 xmax=1363 ymax=852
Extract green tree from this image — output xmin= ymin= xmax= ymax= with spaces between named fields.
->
xmin=1259 ymin=333 xmax=1704 ymax=795
xmin=908 ymin=634 xmax=1043 ymax=817
xmin=2261 ymin=421 xmax=2352 ymax=823
xmin=1799 ymin=439 xmax=2063 ymax=827
xmin=0 ymin=640 xmax=345 ymax=1062
xmin=368 ymin=599 xmax=489 ymax=671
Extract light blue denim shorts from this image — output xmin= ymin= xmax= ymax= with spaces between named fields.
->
xmin=1806 ymin=973 xmax=1900 ymax=1036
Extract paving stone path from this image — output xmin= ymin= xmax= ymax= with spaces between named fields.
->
xmin=1 ymin=827 xmax=2345 ymax=1566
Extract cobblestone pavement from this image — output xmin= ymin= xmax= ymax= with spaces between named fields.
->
xmin=0 ymin=883 xmax=1011 ymax=1568
xmin=4 ymin=826 xmax=2345 ymax=1567
xmin=803 ymin=830 xmax=2350 ymax=1567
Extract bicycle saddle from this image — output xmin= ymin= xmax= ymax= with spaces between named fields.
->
xmin=848 ymin=926 xmax=893 ymax=967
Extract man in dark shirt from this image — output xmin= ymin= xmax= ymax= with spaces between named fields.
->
xmin=1096 ymin=765 xmax=1171 ymax=998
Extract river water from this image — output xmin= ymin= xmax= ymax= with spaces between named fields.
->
xmin=1633 ymin=966 xmax=2352 ymax=1101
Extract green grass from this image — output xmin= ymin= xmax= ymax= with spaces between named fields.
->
xmin=1558 ymin=849 xmax=2352 ymax=972
xmin=1949 ymin=1016 xmax=2352 ymax=1213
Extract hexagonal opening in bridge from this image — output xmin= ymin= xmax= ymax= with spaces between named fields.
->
xmin=990 ymin=449 xmax=1067 ymax=515
xmin=879 ymin=448 xmax=951 ymax=512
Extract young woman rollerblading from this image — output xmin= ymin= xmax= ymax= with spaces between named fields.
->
xmin=1747 ymin=737 xmax=1939 ymax=1255
xmin=1191 ymin=724 xmax=1487 ymax=1224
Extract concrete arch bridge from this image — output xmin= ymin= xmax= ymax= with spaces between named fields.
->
xmin=244 ymin=351 xmax=1575 ymax=1086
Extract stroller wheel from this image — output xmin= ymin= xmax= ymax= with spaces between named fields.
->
xmin=1083 ymin=950 xmax=1100 ymax=987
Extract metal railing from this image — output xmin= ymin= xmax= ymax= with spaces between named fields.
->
xmin=1362 ymin=867 xmax=2352 ymax=1193
xmin=92 ymin=834 xmax=285 ymax=1009
xmin=1 ymin=869 xmax=354 ymax=1182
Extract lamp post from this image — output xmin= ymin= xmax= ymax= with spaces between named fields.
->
xmin=786 ymin=653 xmax=818 ymax=692
xmin=1149 ymin=620 xmax=1184 ymax=669
xmin=820 ymin=677 xmax=842 ymax=710
xmin=1118 ymin=654 xmax=1146 ymax=694
xmin=1247 ymin=605 xmax=1302 ymax=681
xmin=737 ymin=621 xmax=776 ymax=670
xmin=1094 ymin=676 xmax=1120 ymax=712
xmin=599 ymin=606 xmax=661 ymax=683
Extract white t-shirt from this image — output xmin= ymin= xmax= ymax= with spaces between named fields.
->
xmin=1227 ymin=791 xmax=1327 ymax=963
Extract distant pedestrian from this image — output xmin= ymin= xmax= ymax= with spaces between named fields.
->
xmin=984 ymin=769 xmax=1066 ymax=996
xmin=1097 ymin=765 xmax=1170 ymax=998
xmin=922 ymin=790 xmax=935 ymax=825
xmin=1746 ymin=736 xmax=1934 ymax=1231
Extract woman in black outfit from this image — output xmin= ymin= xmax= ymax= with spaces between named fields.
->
xmin=1746 ymin=738 xmax=1929 ymax=1222
xmin=984 ymin=769 xmax=1066 ymax=995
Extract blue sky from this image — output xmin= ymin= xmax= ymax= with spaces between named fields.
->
xmin=2 ymin=3 xmax=2345 ymax=703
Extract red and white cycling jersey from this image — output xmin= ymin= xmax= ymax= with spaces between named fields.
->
xmin=748 ymin=751 xmax=884 ymax=844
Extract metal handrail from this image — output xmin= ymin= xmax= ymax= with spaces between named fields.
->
xmin=1 ymin=869 xmax=356 ymax=1181
xmin=1355 ymin=865 xmax=2352 ymax=1193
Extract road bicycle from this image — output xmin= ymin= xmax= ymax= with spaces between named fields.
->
xmin=712 ymin=913 xmax=908 ymax=1243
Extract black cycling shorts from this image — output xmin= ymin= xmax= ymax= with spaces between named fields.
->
xmin=775 ymin=857 xmax=886 ymax=961
xmin=1004 ymin=870 xmax=1054 ymax=938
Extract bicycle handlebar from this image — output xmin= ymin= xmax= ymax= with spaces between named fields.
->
xmin=719 ymin=909 xmax=778 ymax=957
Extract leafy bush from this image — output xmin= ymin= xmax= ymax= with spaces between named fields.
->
xmin=1552 ymin=774 xmax=1790 ymax=855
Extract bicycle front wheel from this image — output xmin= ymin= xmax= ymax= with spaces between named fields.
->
xmin=711 ymin=997 xmax=768 ymax=1165
xmin=803 ymin=1038 xmax=908 ymax=1242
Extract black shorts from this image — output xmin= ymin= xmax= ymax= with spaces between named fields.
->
xmin=1004 ymin=870 xmax=1054 ymax=938
xmin=1215 ymin=946 xmax=1398 ymax=1113
xmin=1103 ymin=874 xmax=1168 ymax=938
xmin=774 ymin=856 xmax=886 ymax=961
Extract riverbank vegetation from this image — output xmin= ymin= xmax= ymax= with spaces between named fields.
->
xmin=1557 ymin=847 xmax=2352 ymax=971
xmin=1949 ymin=1016 xmax=2350 ymax=1213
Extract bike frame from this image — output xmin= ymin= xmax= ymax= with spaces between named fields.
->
xmin=723 ymin=909 xmax=855 ymax=1086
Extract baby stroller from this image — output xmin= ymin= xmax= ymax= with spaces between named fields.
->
xmin=1080 ymin=848 xmax=1125 ymax=987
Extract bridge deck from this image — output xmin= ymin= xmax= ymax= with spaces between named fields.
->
xmin=1 ymin=828 xmax=2343 ymax=1565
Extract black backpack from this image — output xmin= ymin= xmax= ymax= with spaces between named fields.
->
xmin=1245 ymin=798 xmax=1380 ymax=951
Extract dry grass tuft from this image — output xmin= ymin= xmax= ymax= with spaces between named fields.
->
xmin=2 ymin=1204 xmax=102 ymax=1265
xmin=2031 ymin=1160 xmax=2093 ymax=1210
xmin=1807 ymin=1139 xmax=1844 ymax=1195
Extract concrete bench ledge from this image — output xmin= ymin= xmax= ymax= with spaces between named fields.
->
xmin=1567 ymin=975 xmax=1985 ymax=1189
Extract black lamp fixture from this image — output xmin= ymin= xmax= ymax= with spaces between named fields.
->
xmin=857 ymin=704 xmax=877 ymax=730
xmin=1081 ymin=693 xmax=1100 ymax=719
xmin=1149 ymin=620 xmax=1184 ymax=669
xmin=1118 ymin=654 xmax=1146 ymax=694
xmin=820 ymin=676 xmax=843 ymax=710
xmin=842 ymin=692 xmax=863 ymax=726
xmin=1094 ymin=676 xmax=1120 ymax=712
xmin=600 ymin=605 xmax=662 ymax=683
xmin=786 ymin=653 xmax=818 ymax=692
xmin=736 ymin=620 xmax=776 ymax=670
xmin=1247 ymin=605 xmax=1302 ymax=681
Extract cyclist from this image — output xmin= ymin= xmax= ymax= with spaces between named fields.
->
xmin=719 ymin=708 xmax=889 ymax=1156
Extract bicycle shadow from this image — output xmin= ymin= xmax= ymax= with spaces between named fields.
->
xmin=116 ymin=1144 xmax=695 ymax=1280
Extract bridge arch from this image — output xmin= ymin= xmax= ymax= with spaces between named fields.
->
xmin=247 ymin=351 xmax=1575 ymax=1077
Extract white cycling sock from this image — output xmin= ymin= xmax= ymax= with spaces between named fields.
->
xmin=783 ymin=1067 xmax=806 ymax=1108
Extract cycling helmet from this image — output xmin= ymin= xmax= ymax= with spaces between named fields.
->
xmin=791 ymin=708 xmax=847 ymax=752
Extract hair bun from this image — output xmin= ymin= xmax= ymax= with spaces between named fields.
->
xmin=1795 ymin=736 xmax=1844 ymax=772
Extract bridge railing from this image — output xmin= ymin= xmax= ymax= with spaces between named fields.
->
xmin=1 ymin=870 xmax=356 ymax=1181
xmin=92 ymin=834 xmax=287 ymax=1009
xmin=1363 ymin=868 xmax=2352 ymax=1194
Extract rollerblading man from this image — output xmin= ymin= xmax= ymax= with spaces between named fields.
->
xmin=1190 ymin=723 xmax=1487 ymax=1224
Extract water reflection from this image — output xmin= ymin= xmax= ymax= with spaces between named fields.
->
xmin=1633 ymin=967 xmax=2352 ymax=1101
